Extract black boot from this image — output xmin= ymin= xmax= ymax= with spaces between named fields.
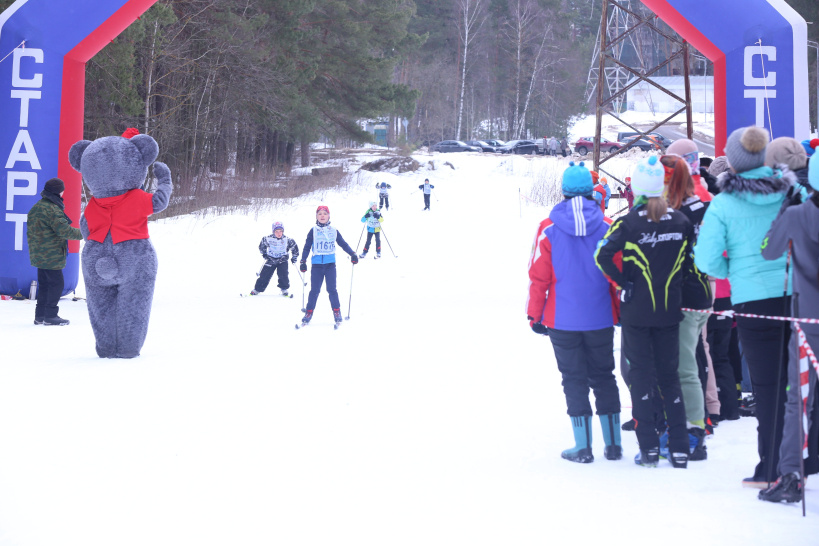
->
xmin=670 ymin=451 xmax=688 ymax=469
xmin=634 ymin=447 xmax=659 ymax=467
xmin=758 ymin=472 xmax=803 ymax=503
xmin=688 ymin=427 xmax=707 ymax=461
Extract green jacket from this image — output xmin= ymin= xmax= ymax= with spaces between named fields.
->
xmin=26 ymin=192 xmax=83 ymax=270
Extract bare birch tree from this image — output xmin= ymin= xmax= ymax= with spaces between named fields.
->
xmin=455 ymin=0 xmax=486 ymax=140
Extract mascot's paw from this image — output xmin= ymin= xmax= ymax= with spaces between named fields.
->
xmin=95 ymin=257 xmax=119 ymax=280
xmin=152 ymin=161 xmax=170 ymax=180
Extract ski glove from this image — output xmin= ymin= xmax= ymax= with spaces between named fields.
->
xmin=373 ymin=211 xmax=381 ymax=219
xmin=528 ymin=316 xmax=548 ymax=336
xmin=299 ymin=262 xmax=307 ymax=272
xmin=291 ymin=256 xmax=297 ymax=264
xmin=350 ymin=254 xmax=359 ymax=265
xmin=619 ymin=282 xmax=634 ymax=303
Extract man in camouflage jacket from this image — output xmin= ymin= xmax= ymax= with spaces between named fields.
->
xmin=26 ymin=178 xmax=83 ymax=325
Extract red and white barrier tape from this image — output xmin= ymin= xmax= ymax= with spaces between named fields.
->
xmin=680 ymin=307 xmax=819 ymax=325
xmin=796 ymin=323 xmax=819 ymax=458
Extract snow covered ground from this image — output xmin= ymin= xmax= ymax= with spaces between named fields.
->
xmin=1 ymin=150 xmax=818 ymax=546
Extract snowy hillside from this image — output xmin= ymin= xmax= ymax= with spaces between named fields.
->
xmin=1 ymin=150 xmax=817 ymax=546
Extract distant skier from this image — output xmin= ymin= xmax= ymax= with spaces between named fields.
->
xmin=377 ymin=182 xmax=392 ymax=210
xmin=419 ymin=178 xmax=435 ymax=210
xmin=359 ymin=201 xmax=383 ymax=259
xmin=298 ymin=205 xmax=358 ymax=326
xmin=250 ymin=221 xmax=299 ymax=296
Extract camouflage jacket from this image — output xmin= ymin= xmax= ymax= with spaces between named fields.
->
xmin=26 ymin=191 xmax=83 ymax=270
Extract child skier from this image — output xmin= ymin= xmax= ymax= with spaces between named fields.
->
xmin=298 ymin=205 xmax=358 ymax=326
xmin=419 ymin=178 xmax=434 ymax=210
xmin=360 ymin=201 xmax=383 ymax=259
xmin=527 ymin=161 xmax=622 ymax=464
xmin=595 ymin=155 xmax=695 ymax=469
xmin=377 ymin=182 xmax=392 ymax=210
xmin=251 ymin=221 xmax=299 ymax=296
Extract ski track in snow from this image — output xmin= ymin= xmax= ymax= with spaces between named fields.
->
xmin=1 ymin=151 xmax=817 ymax=546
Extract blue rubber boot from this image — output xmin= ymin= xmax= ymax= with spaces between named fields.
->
xmin=599 ymin=413 xmax=622 ymax=460
xmin=562 ymin=415 xmax=594 ymax=463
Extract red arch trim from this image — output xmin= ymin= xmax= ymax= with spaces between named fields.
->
xmin=58 ymin=0 xmax=158 ymax=251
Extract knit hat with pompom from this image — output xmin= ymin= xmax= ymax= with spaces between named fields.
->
xmin=631 ymin=156 xmax=665 ymax=197
xmin=725 ymin=126 xmax=769 ymax=174
xmin=561 ymin=161 xmax=594 ymax=197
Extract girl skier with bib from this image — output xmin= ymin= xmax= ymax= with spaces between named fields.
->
xmin=298 ymin=206 xmax=358 ymax=326
xmin=360 ymin=201 xmax=384 ymax=259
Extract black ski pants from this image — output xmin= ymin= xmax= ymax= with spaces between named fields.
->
xmin=255 ymin=260 xmax=290 ymax=292
xmin=35 ymin=268 xmax=64 ymax=320
xmin=734 ymin=296 xmax=790 ymax=482
xmin=379 ymin=195 xmax=389 ymax=210
xmin=423 ymin=194 xmax=430 ymax=209
xmin=363 ymin=231 xmax=381 ymax=253
xmin=306 ymin=262 xmax=340 ymax=312
xmin=549 ymin=327 xmax=620 ymax=417
xmin=622 ymin=323 xmax=688 ymax=453
xmin=707 ymin=299 xmax=739 ymax=420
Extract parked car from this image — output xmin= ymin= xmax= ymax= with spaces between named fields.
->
xmin=484 ymin=139 xmax=506 ymax=148
xmin=574 ymin=137 xmax=623 ymax=155
xmin=617 ymin=131 xmax=674 ymax=149
xmin=430 ymin=140 xmax=482 ymax=153
xmin=465 ymin=140 xmax=499 ymax=153
xmin=618 ymin=136 xmax=661 ymax=152
xmin=498 ymin=139 xmax=539 ymax=155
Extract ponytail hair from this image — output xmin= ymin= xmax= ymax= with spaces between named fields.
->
xmin=661 ymin=155 xmax=694 ymax=209
xmin=646 ymin=196 xmax=669 ymax=223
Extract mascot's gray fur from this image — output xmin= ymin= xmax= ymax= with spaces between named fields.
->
xmin=69 ymin=132 xmax=172 ymax=358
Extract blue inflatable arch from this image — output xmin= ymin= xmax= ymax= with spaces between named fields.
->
xmin=0 ymin=0 xmax=158 ymax=296
xmin=641 ymin=0 xmax=809 ymax=153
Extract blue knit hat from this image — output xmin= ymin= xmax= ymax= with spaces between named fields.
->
xmin=801 ymin=139 xmax=818 ymax=157
xmin=561 ymin=161 xmax=593 ymax=197
xmin=272 ymin=221 xmax=284 ymax=233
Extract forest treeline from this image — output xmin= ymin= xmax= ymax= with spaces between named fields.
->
xmin=0 ymin=0 xmax=816 ymax=193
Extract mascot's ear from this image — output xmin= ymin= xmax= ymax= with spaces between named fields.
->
xmin=68 ymin=140 xmax=92 ymax=172
xmin=129 ymin=133 xmax=159 ymax=168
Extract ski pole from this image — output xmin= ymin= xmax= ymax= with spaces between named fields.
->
xmin=431 ymin=189 xmax=439 ymax=202
xmin=345 ymin=259 xmax=355 ymax=320
xmin=256 ymin=260 xmax=266 ymax=276
xmin=379 ymin=227 xmax=398 ymax=258
xmin=354 ymin=224 xmax=365 ymax=253
xmin=297 ymin=266 xmax=307 ymax=312
xmin=767 ymin=242 xmax=792 ymax=489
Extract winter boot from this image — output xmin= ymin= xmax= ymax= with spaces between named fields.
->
xmin=301 ymin=309 xmax=313 ymax=325
xmin=359 ymin=251 xmax=368 ymax=259
xmin=688 ymin=427 xmax=707 ymax=461
xmin=332 ymin=308 xmax=343 ymax=324
xmin=281 ymin=289 xmax=288 ymax=296
xmin=634 ymin=447 xmax=660 ymax=467
xmin=758 ymin=472 xmax=803 ymax=503
xmin=670 ymin=451 xmax=689 ymax=469
xmin=34 ymin=317 xmax=45 ymax=325
xmin=376 ymin=252 xmax=382 ymax=258
xmin=250 ymin=290 xmax=259 ymax=295
xmin=739 ymin=394 xmax=757 ymax=417
xmin=43 ymin=316 xmax=70 ymax=326
xmin=599 ymin=413 xmax=622 ymax=460
xmin=621 ymin=418 xmax=636 ymax=431
xmin=561 ymin=415 xmax=594 ymax=463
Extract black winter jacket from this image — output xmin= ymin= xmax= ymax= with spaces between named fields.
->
xmin=595 ymin=203 xmax=694 ymax=327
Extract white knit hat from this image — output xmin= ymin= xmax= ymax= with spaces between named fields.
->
xmin=631 ymin=156 xmax=665 ymax=197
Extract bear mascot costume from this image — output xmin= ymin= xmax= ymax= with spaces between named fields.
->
xmin=69 ymin=129 xmax=172 ymax=358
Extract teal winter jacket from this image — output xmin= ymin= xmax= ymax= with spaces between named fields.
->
xmin=693 ymin=166 xmax=795 ymax=305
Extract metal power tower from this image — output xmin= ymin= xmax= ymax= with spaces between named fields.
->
xmin=588 ymin=0 xmax=694 ymax=190
xmin=584 ymin=0 xmax=645 ymax=113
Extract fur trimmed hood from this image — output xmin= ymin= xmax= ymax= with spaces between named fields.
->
xmin=716 ymin=166 xmax=794 ymax=196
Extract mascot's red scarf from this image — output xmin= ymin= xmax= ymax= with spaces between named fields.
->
xmin=84 ymin=189 xmax=154 ymax=244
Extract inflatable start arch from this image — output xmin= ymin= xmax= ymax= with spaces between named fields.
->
xmin=641 ymin=0 xmax=810 ymax=152
xmin=0 ymin=0 xmax=157 ymax=297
